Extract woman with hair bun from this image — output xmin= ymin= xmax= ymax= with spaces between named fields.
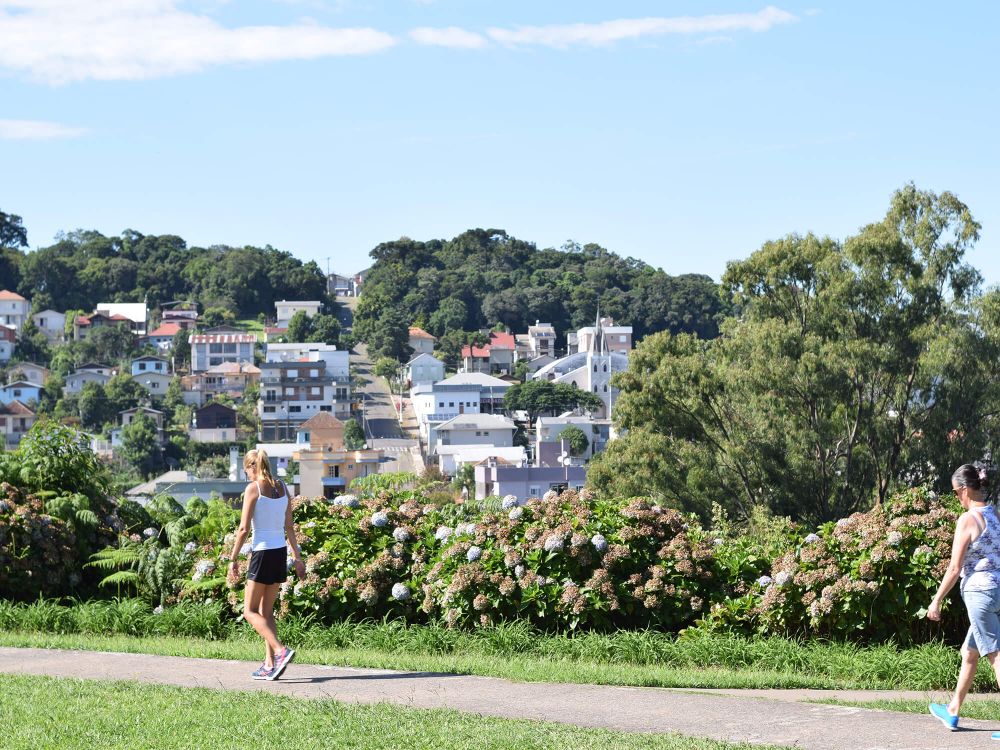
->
xmin=927 ymin=463 xmax=1000 ymax=732
xmin=227 ymin=448 xmax=305 ymax=680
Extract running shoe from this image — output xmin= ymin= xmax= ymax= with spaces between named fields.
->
xmin=992 ymin=732 xmax=1000 ymax=741
xmin=251 ymin=663 xmax=274 ymax=681
xmin=268 ymin=647 xmax=295 ymax=680
xmin=929 ymin=703 xmax=958 ymax=730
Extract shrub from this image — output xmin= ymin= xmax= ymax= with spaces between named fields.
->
xmin=0 ymin=483 xmax=78 ymax=600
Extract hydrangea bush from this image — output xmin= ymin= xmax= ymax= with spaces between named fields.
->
xmin=0 ymin=483 xmax=78 ymax=599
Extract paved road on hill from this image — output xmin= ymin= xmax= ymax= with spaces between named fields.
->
xmin=6 ymin=647 xmax=1000 ymax=749
xmin=335 ymin=295 xmax=421 ymax=474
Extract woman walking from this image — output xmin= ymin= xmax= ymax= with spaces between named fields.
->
xmin=927 ymin=463 xmax=1000 ymax=730
xmin=227 ymin=448 xmax=305 ymax=680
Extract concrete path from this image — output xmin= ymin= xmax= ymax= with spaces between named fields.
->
xmin=3 ymin=646 xmax=1000 ymax=749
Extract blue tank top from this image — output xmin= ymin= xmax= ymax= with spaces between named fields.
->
xmin=961 ymin=505 xmax=1000 ymax=592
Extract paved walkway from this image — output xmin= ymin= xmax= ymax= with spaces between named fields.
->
xmin=3 ymin=646 xmax=1000 ymax=749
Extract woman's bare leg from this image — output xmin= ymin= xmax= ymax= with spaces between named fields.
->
xmin=243 ymin=580 xmax=284 ymax=663
xmin=257 ymin=583 xmax=282 ymax=668
xmin=950 ymin=646 xmax=980 ymax=715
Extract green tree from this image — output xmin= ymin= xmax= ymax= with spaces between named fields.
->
xmin=451 ymin=463 xmax=475 ymax=497
xmin=503 ymin=380 xmax=604 ymax=426
xmin=367 ymin=308 xmax=411 ymax=361
xmin=373 ymin=356 xmax=401 ymax=380
xmin=344 ymin=418 xmax=366 ymax=449
xmin=286 ymin=310 xmax=312 ymax=342
xmin=427 ymin=296 xmax=468 ymax=337
xmin=171 ymin=328 xmax=191 ymax=369
xmin=120 ymin=413 xmax=164 ymax=478
xmin=590 ymin=185 xmax=1000 ymax=523
xmin=78 ymin=381 xmax=114 ymax=430
xmin=307 ymin=313 xmax=341 ymax=346
xmin=77 ymin=325 xmax=136 ymax=364
xmin=105 ymin=373 xmax=147 ymax=415
xmin=13 ymin=319 xmax=51 ymax=365
xmin=557 ymin=425 xmax=589 ymax=456
xmin=0 ymin=209 xmax=27 ymax=249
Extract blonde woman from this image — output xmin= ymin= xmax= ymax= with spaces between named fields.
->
xmin=227 ymin=449 xmax=305 ymax=680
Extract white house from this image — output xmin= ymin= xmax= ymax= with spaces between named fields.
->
xmin=64 ymin=364 xmax=115 ymax=395
xmin=535 ymin=415 xmax=613 ymax=466
xmin=407 ymin=353 xmax=445 ymax=388
xmin=131 ymin=355 xmax=170 ymax=377
xmin=0 ymin=381 xmax=42 ymax=405
xmin=96 ymin=302 xmax=148 ymax=335
xmin=31 ymin=309 xmax=66 ymax=342
xmin=119 ymin=407 xmax=166 ymax=443
xmin=411 ymin=372 xmax=511 ymax=450
xmin=0 ymin=290 xmax=30 ymax=331
xmin=437 ymin=445 xmax=527 ymax=477
xmin=132 ymin=371 xmax=173 ymax=400
xmin=408 ymin=327 xmax=436 ymax=356
xmin=146 ymin=322 xmax=182 ymax=352
xmin=568 ymin=317 xmax=632 ymax=355
xmin=436 ymin=413 xmax=516 ymax=449
xmin=7 ymin=362 xmax=50 ymax=386
xmin=0 ymin=327 xmax=14 ymax=362
xmin=190 ymin=332 xmax=257 ymax=373
xmin=275 ymin=300 xmax=322 ymax=328
xmin=264 ymin=342 xmax=349 ymax=378
xmin=0 ymin=400 xmax=37 ymax=447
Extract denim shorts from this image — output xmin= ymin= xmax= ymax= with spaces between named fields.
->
xmin=962 ymin=586 xmax=1000 ymax=655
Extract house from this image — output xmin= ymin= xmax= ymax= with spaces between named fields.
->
xmin=436 ymin=445 xmax=527 ymax=477
xmin=132 ymin=371 xmax=173 ymax=400
xmin=568 ymin=317 xmax=632 ymax=355
xmin=410 ymin=372 xmax=511 ymax=450
xmin=95 ymin=302 xmax=148 ymax=335
xmin=189 ymin=332 xmax=257 ymax=372
xmin=258 ymin=358 xmax=349 ymax=440
xmin=74 ymin=311 xmax=133 ymax=340
xmin=190 ymin=402 xmax=238 ymax=443
xmin=0 ymin=290 xmax=30 ymax=331
xmin=263 ymin=326 xmax=288 ymax=342
xmin=523 ymin=321 xmax=557 ymax=359
xmin=407 ymin=352 xmax=445 ymax=388
xmin=161 ymin=306 xmax=198 ymax=330
xmin=535 ymin=415 xmax=613 ymax=466
xmin=0 ymin=400 xmax=37 ymax=447
xmin=474 ymin=459 xmax=586 ymax=502
xmin=435 ymin=413 xmax=516 ymax=449
xmin=125 ymin=471 xmax=247 ymax=505
xmin=31 ymin=309 xmax=66 ymax=342
xmin=180 ymin=361 xmax=261 ymax=407
xmin=64 ymin=363 xmax=115 ymax=395
xmin=461 ymin=332 xmax=516 ymax=375
xmin=522 ymin=354 xmax=556 ymax=377
xmin=275 ymin=300 xmax=322 ymax=328
xmin=146 ymin=322 xmax=183 ymax=352
xmin=119 ymin=407 xmax=166 ymax=443
xmin=530 ymin=319 xmax=629 ymax=419
xmin=6 ymin=362 xmax=50 ymax=386
xmin=408 ymin=327 xmax=436 ymax=356
xmin=131 ymin=355 xmax=170 ymax=377
xmin=0 ymin=325 xmax=14 ymax=362
xmin=291 ymin=412 xmax=383 ymax=499
xmin=0 ymin=381 xmax=42 ymax=406
xmin=327 ymin=272 xmax=356 ymax=296
xmin=254 ymin=442 xmax=303 ymax=479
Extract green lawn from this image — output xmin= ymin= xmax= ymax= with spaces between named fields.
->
xmin=0 ymin=674 xmax=786 ymax=750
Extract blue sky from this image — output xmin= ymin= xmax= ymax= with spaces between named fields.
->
xmin=2 ymin=1 xmax=999 ymax=285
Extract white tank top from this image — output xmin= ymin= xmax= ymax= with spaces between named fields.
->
xmin=250 ymin=480 xmax=288 ymax=551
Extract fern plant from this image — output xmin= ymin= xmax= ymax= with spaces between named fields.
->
xmin=87 ymin=536 xmax=194 ymax=606
xmin=39 ymin=491 xmax=100 ymax=535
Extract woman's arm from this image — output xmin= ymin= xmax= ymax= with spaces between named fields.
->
xmin=284 ymin=482 xmax=306 ymax=581
xmin=927 ymin=513 xmax=975 ymax=621
xmin=227 ymin=483 xmax=259 ymax=583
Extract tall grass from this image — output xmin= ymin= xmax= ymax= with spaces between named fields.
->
xmin=0 ymin=598 xmax=988 ymax=691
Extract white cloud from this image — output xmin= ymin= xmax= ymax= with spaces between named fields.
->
xmin=0 ymin=0 xmax=396 ymax=84
xmin=487 ymin=6 xmax=796 ymax=48
xmin=409 ymin=26 xmax=487 ymax=49
xmin=0 ymin=120 xmax=88 ymax=139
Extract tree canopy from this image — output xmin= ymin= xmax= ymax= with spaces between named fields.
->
xmin=589 ymin=185 xmax=1000 ymax=524
xmin=504 ymin=380 xmax=605 ymax=426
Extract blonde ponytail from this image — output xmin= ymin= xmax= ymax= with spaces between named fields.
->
xmin=244 ymin=449 xmax=276 ymax=487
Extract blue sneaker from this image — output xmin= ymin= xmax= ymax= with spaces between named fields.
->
xmin=251 ymin=663 xmax=274 ymax=681
xmin=268 ymin=647 xmax=295 ymax=680
xmin=929 ymin=703 xmax=958 ymax=730
xmin=992 ymin=732 xmax=1000 ymax=741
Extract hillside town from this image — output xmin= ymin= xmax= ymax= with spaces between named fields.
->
xmin=0 ymin=279 xmax=630 ymax=506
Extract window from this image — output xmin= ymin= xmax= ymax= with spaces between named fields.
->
xmin=209 ymin=343 xmax=222 ymax=354
xmin=320 ymin=405 xmax=332 ymax=412
xmin=311 ymin=387 xmax=321 ymax=395
xmin=263 ymin=406 xmax=276 ymax=413
xmin=475 ymin=431 xmax=481 ymax=436
xmin=348 ymin=464 xmax=353 ymax=470
xmin=529 ymin=486 xmax=540 ymax=497
xmin=310 ymin=369 xmax=319 ymax=378
xmin=287 ymin=369 xmax=298 ymax=379
xmin=289 ymin=406 xmax=301 ymax=413
xmin=139 ymin=362 xmax=146 ymax=371
xmin=603 ymin=364 xmax=607 ymax=372
xmin=593 ymin=364 xmax=597 ymax=372
xmin=619 ymin=335 xmax=626 ymax=343
xmin=449 ymin=402 xmax=454 ymax=407
xmin=603 ymin=385 xmax=608 ymax=392
xmin=438 ymin=401 xmax=445 ymax=408
xmin=483 ymin=431 xmax=490 ymax=436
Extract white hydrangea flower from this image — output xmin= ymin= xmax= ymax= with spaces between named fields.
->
xmin=337 ymin=494 xmax=359 ymax=508
xmin=422 ymin=504 xmax=436 ymax=515
xmin=514 ymin=564 xmax=526 ymax=578
xmin=435 ymin=526 xmax=453 ymax=542
xmin=803 ymin=533 xmax=820 ymax=544
xmin=184 ymin=542 xmax=197 ymax=553
xmin=887 ymin=531 xmax=903 ymax=546
xmin=456 ymin=522 xmax=476 ymax=536
xmin=224 ymin=532 xmax=236 ymax=546
xmin=537 ymin=576 xmax=550 ymax=586
xmin=391 ymin=583 xmax=411 ymax=601
xmin=240 ymin=543 xmax=252 ymax=557
xmin=713 ymin=538 xmax=724 ymax=546
xmin=651 ymin=504 xmax=662 ymax=514
xmin=303 ymin=521 xmax=316 ymax=529
xmin=836 ymin=518 xmax=850 ymax=527
xmin=393 ymin=527 xmax=412 ymax=543
xmin=542 ymin=489 xmax=558 ymax=502
xmin=591 ymin=533 xmax=608 ymax=553
xmin=757 ymin=575 xmax=773 ymax=587
xmin=293 ymin=582 xmax=303 ymax=596
xmin=508 ymin=507 xmax=524 ymax=521
xmin=192 ymin=571 xmax=203 ymax=581
xmin=195 ymin=560 xmax=216 ymax=575
xmin=143 ymin=527 xmax=157 ymax=538
xmin=371 ymin=511 xmax=389 ymax=528
xmin=543 ymin=535 xmax=564 ymax=553
xmin=775 ymin=571 xmax=793 ymax=587
xmin=913 ymin=544 xmax=933 ymax=557
xmin=467 ymin=546 xmax=482 ymax=562
xmin=153 ymin=605 xmax=164 ymax=615
xmin=501 ymin=494 xmax=519 ymax=510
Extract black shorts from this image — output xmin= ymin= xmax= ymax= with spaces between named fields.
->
xmin=247 ymin=547 xmax=287 ymax=585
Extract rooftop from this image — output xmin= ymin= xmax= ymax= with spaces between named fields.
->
xmin=0 ymin=290 xmax=26 ymax=301
xmin=408 ymin=326 xmax=437 ymax=341
xmin=438 ymin=372 xmax=511 ymax=388
xmin=437 ymin=413 xmax=516 ymax=431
